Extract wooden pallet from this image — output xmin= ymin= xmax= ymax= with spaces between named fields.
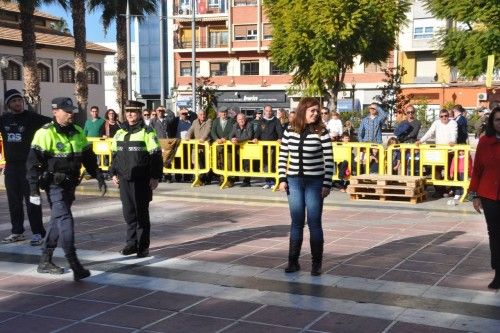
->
xmin=349 ymin=192 xmax=427 ymax=204
xmin=347 ymin=184 xmax=424 ymax=196
xmin=349 ymin=175 xmax=426 ymax=187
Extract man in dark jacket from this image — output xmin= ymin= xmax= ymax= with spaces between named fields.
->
xmin=231 ymin=113 xmax=257 ymax=187
xmin=150 ymin=106 xmax=175 ymax=138
xmin=211 ymin=107 xmax=236 ymax=186
xmin=0 ymin=89 xmax=51 ymax=245
xmin=395 ymin=104 xmax=421 ymax=143
xmin=110 ymin=100 xmax=163 ymax=258
xmin=257 ymin=105 xmax=283 ymax=189
xmin=453 ymin=104 xmax=468 ymax=144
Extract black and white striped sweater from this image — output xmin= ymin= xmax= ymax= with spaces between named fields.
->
xmin=278 ymin=128 xmax=334 ymax=188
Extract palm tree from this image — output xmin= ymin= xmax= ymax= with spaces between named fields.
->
xmin=88 ymin=0 xmax=158 ymax=114
xmin=70 ymin=0 xmax=88 ymax=122
xmin=4 ymin=0 xmax=66 ymax=110
xmin=49 ymin=17 xmax=71 ymax=33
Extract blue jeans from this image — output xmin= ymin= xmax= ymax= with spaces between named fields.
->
xmin=287 ymin=176 xmax=324 ymax=242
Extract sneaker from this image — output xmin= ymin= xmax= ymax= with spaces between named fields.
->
xmin=30 ymin=234 xmax=43 ymax=246
xmin=262 ymin=184 xmax=271 ymax=189
xmin=2 ymin=234 xmax=25 ymax=243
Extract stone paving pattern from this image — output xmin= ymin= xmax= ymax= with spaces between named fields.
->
xmin=0 ymin=180 xmax=498 ymax=332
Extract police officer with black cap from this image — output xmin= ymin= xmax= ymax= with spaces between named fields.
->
xmin=26 ymin=97 xmax=107 ymax=281
xmin=110 ymin=100 xmax=163 ymax=258
xmin=0 ymin=89 xmax=51 ymax=245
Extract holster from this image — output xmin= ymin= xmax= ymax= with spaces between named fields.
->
xmin=38 ymin=172 xmax=53 ymax=190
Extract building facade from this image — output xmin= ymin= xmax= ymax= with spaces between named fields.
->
xmin=399 ymin=0 xmax=499 ymax=113
xmin=170 ymin=0 xmax=391 ymax=115
xmin=0 ymin=3 xmax=114 ymax=118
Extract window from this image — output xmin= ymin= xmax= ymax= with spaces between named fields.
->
xmin=5 ymin=61 xmax=21 ymax=80
xmin=364 ymin=62 xmax=385 ymax=73
xmin=263 ymin=23 xmax=273 ymax=40
xmin=180 ymin=61 xmax=200 ymax=76
xmin=234 ymin=24 xmax=258 ymax=41
xmin=209 ymin=29 xmax=228 ymax=48
xmin=270 ymin=62 xmax=287 ymax=75
xmin=37 ymin=63 xmax=50 ymax=82
xmin=87 ymin=67 xmax=99 ymax=84
xmin=208 ymin=0 xmax=220 ymax=6
xmin=59 ymin=65 xmax=75 ymax=83
xmin=241 ymin=61 xmax=259 ymax=75
xmin=413 ymin=26 xmax=434 ymax=39
xmin=210 ymin=62 xmax=228 ymax=76
xmin=234 ymin=0 xmax=257 ymax=6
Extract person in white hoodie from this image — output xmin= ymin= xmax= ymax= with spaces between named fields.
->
xmin=417 ymin=109 xmax=457 ymax=145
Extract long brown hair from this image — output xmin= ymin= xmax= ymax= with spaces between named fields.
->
xmin=290 ymin=97 xmax=325 ymax=133
xmin=485 ymin=106 xmax=500 ymax=136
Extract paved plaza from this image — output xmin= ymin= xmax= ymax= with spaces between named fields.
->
xmin=0 ymin=179 xmax=499 ymax=332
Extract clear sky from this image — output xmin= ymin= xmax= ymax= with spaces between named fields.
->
xmin=39 ymin=3 xmax=116 ymax=42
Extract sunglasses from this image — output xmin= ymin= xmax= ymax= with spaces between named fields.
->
xmin=143 ymin=113 xmax=150 ymax=116
xmin=181 ymin=113 xmax=188 ymax=116
xmin=440 ymin=115 xmax=449 ymax=118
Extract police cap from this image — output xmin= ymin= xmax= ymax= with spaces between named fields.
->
xmin=124 ymin=100 xmax=145 ymax=112
xmin=51 ymin=97 xmax=77 ymax=112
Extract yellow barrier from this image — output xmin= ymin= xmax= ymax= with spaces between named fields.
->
xmin=332 ymin=142 xmax=386 ymax=180
xmin=163 ymin=139 xmax=211 ymax=187
xmin=87 ymin=137 xmax=113 ymax=171
xmin=210 ymin=141 xmax=281 ymax=190
xmin=386 ymin=144 xmax=472 ymax=202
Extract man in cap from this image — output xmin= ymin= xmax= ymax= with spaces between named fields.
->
xmin=0 ymin=89 xmax=51 ymax=245
xmin=211 ymin=106 xmax=236 ymax=186
xmin=26 ymin=97 xmax=107 ymax=280
xmin=110 ymin=100 xmax=163 ymax=258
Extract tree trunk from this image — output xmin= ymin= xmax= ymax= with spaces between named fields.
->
xmin=116 ymin=0 xmax=128 ymax=119
xmin=18 ymin=1 xmax=40 ymax=111
xmin=72 ymin=0 xmax=88 ymax=125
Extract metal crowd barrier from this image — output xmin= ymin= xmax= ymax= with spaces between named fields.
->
xmin=331 ymin=142 xmax=386 ymax=180
xmin=163 ymin=139 xmax=211 ymax=187
xmin=73 ymin=137 xmax=473 ymax=202
xmin=87 ymin=137 xmax=113 ymax=171
xmin=386 ymin=144 xmax=472 ymax=202
xmin=210 ymin=141 xmax=281 ymax=190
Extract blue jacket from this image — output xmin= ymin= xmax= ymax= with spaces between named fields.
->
xmin=455 ymin=115 xmax=468 ymax=144
xmin=358 ymin=106 xmax=387 ymax=143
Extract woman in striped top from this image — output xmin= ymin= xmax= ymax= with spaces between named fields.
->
xmin=278 ymin=97 xmax=334 ymax=276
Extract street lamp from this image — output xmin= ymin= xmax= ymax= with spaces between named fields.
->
xmin=351 ymin=77 xmax=356 ymax=112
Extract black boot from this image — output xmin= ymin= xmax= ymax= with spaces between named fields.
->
xmin=66 ymin=254 xmax=90 ymax=281
xmin=310 ymin=240 xmax=324 ymax=276
xmin=37 ymin=250 xmax=64 ymax=274
xmin=488 ymin=269 xmax=500 ymax=289
xmin=284 ymin=239 xmax=302 ymax=273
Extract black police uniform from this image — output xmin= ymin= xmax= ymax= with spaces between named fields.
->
xmin=26 ymin=97 xmax=106 ymax=280
xmin=110 ymin=101 xmax=163 ymax=257
xmin=0 ymin=108 xmax=51 ymax=238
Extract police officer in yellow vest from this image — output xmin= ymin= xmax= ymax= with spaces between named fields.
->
xmin=26 ymin=97 xmax=107 ymax=281
xmin=110 ymin=100 xmax=163 ymax=258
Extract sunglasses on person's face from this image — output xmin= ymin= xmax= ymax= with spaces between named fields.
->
xmin=143 ymin=113 xmax=150 ymax=117
xmin=181 ymin=113 xmax=188 ymax=116
xmin=440 ymin=115 xmax=449 ymax=119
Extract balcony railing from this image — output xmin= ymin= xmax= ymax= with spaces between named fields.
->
xmin=174 ymin=40 xmax=228 ymax=49
xmin=173 ymin=4 xmax=227 ymax=16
